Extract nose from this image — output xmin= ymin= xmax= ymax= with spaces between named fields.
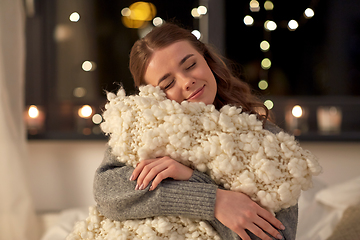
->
xmin=183 ymin=78 xmax=196 ymax=91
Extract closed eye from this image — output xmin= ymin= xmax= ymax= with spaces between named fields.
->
xmin=186 ymin=62 xmax=196 ymax=70
xmin=164 ymin=79 xmax=175 ymax=89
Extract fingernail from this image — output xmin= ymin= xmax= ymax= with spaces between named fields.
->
xmin=276 ymin=234 xmax=283 ymax=239
xmin=135 ymin=184 xmax=139 ymax=190
xmin=280 ymin=225 xmax=285 ymax=230
xmin=129 ymin=175 xmax=134 ymax=181
xmin=149 ymin=185 xmax=154 ymax=191
xmin=139 ymin=184 xmax=145 ymax=190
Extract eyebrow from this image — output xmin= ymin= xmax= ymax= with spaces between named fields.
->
xmin=157 ymin=54 xmax=194 ymax=85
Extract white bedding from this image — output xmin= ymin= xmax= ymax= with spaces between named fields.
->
xmin=39 ymin=176 xmax=360 ymax=240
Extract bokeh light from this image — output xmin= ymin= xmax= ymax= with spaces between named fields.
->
xmin=304 ymin=8 xmax=315 ymax=18
xmin=28 ymin=105 xmax=39 ymax=118
xmin=261 ymin=58 xmax=272 ymax=70
xmin=244 ymin=15 xmax=254 ymax=26
xmin=264 ymin=1 xmax=274 ymax=11
xmin=73 ymin=87 xmax=86 ymax=98
xmin=153 ymin=17 xmax=163 ymax=26
xmin=250 ymin=0 xmax=260 ymax=12
xmin=264 ymin=100 xmax=274 ymax=110
xmin=122 ymin=2 xmax=156 ymax=29
xmin=264 ymin=20 xmax=277 ymax=31
xmin=197 ymin=6 xmax=207 ymax=15
xmin=191 ymin=30 xmax=201 ymax=40
xmin=78 ymin=105 xmax=92 ymax=118
xmin=260 ymin=40 xmax=270 ymax=52
xmin=292 ymin=105 xmax=303 ymax=118
xmin=258 ymin=80 xmax=269 ymax=90
xmin=82 ymin=61 xmax=96 ymax=72
xmin=288 ymin=20 xmax=299 ymax=31
xmin=92 ymin=114 xmax=103 ymax=124
xmin=69 ymin=12 xmax=80 ymax=22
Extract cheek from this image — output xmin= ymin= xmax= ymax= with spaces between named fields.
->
xmin=165 ymin=89 xmax=182 ymax=103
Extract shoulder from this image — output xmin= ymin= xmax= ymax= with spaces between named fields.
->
xmin=263 ymin=120 xmax=283 ymax=134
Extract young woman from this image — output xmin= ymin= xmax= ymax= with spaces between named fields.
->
xmin=94 ymin=23 xmax=298 ymax=240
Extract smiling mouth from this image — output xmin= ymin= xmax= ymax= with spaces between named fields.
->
xmin=187 ymin=85 xmax=205 ymax=100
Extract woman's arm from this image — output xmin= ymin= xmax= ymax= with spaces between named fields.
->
xmin=93 ymin=147 xmax=218 ymax=221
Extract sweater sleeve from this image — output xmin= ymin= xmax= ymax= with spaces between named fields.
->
xmin=93 ymin=147 xmax=218 ymax=222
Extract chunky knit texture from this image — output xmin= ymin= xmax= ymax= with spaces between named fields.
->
xmin=67 ymin=85 xmax=321 ymax=240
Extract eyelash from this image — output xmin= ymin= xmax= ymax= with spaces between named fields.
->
xmin=164 ymin=62 xmax=196 ymax=90
xmin=164 ymin=79 xmax=174 ymax=89
xmin=186 ymin=62 xmax=196 ymax=70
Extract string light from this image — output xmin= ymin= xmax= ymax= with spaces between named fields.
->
xmin=191 ymin=30 xmax=201 ymax=40
xmin=260 ymin=40 xmax=270 ymax=52
xmin=244 ymin=15 xmax=254 ymax=26
xmin=304 ymin=8 xmax=315 ymax=18
xmin=264 ymin=100 xmax=274 ymax=110
xmin=264 ymin=20 xmax=277 ymax=31
xmin=264 ymin=1 xmax=274 ymax=11
xmin=258 ymin=80 xmax=268 ymax=90
xmin=69 ymin=12 xmax=80 ymax=22
xmin=249 ymin=0 xmax=260 ymax=12
xmin=288 ymin=20 xmax=299 ymax=31
xmin=243 ymin=1 xmax=316 ymax=31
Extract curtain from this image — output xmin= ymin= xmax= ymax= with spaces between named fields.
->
xmin=0 ymin=0 xmax=40 ymax=239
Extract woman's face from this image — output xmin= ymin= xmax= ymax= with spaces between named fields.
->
xmin=144 ymin=40 xmax=217 ymax=105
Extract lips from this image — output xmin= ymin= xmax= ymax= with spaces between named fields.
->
xmin=187 ymin=85 xmax=205 ymax=100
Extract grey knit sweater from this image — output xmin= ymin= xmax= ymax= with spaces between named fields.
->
xmin=93 ymin=121 xmax=298 ymax=240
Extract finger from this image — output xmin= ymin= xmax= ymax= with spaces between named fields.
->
xmin=236 ymin=229 xmax=251 ymax=240
xmin=149 ymin=168 xmax=173 ymax=190
xmin=137 ymin=160 xmax=168 ymax=189
xmin=246 ymin=224 xmax=272 ymax=240
xmin=254 ymin=216 xmax=282 ymax=240
xmin=141 ymin=164 xmax=169 ymax=189
xmin=258 ymin=208 xmax=285 ymax=231
xmin=130 ymin=159 xmax=158 ymax=181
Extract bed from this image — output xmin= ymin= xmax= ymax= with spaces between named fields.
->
xmin=38 ymin=176 xmax=360 ymax=240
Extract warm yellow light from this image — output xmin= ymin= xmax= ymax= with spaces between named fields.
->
xmin=28 ymin=105 xmax=39 ymax=119
xmin=122 ymin=2 xmax=156 ymax=29
xmin=264 ymin=100 xmax=274 ymax=110
xmin=129 ymin=2 xmax=156 ymax=21
xmin=92 ymin=114 xmax=103 ymax=124
xmin=292 ymin=105 xmax=303 ymax=118
xmin=244 ymin=15 xmax=254 ymax=26
xmin=288 ymin=20 xmax=299 ymax=31
xmin=191 ymin=8 xmax=200 ymax=18
xmin=197 ymin=6 xmax=207 ymax=15
xmin=264 ymin=20 xmax=277 ymax=31
xmin=260 ymin=40 xmax=270 ymax=52
xmin=304 ymin=8 xmax=315 ymax=18
xmin=258 ymin=80 xmax=268 ymax=90
xmin=250 ymin=0 xmax=260 ymax=12
xmin=82 ymin=61 xmax=96 ymax=72
xmin=78 ymin=105 xmax=92 ymax=118
xmin=264 ymin=1 xmax=274 ymax=11
xmin=261 ymin=58 xmax=272 ymax=70
xmin=69 ymin=12 xmax=80 ymax=22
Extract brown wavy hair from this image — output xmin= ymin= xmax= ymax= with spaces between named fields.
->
xmin=129 ymin=22 xmax=269 ymax=122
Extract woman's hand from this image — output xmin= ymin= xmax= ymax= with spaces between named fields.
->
xmin=215 ymin=189 xmax=285 ymax=240
xmin=130 ymin=156 xmax=194 ymax=191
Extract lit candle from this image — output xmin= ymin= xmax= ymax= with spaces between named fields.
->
xmin=285 ymin=105 xmax=308 ymax=136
